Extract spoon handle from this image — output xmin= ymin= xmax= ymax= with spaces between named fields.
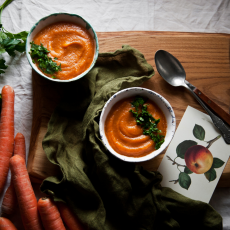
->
xmin=184 ymin=83 xmax=230 ymax=144
xmin=193 ymin=88 xmax=230 ymax=126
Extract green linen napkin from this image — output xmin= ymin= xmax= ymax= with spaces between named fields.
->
xmin=40 ymin=45 xmax=222 ymax=230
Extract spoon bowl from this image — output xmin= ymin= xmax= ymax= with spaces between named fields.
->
xmin=155 ymin=50 xmax=186 ymax=87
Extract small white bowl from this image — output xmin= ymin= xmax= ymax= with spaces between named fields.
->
xmin=26 ymin=13 xmax=99 ymax=82
xmin=99 ymin=87 xmax=176 ymax=162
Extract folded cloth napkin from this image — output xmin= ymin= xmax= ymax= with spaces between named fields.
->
xmin=41 ymin=45 xmax=222 ymax=230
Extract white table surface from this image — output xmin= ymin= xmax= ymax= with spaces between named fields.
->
xmin=0 ymin=0 xmax=229 ymax=229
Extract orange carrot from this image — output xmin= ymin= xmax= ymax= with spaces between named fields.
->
xmin=10 ymin=155 xmax=43 ymax=230
xmin=1 ymin=133 xmax=26 ymax=216
xmin=57 ymin=202 xmax=84 ymax=230
xmin=0 ymin=85 xmax=14 ymax=194
xmin=1 ymin=183 xmax=16 ymax=217
xmin=0 ymin=217 xmax=17 ymax=230
xmin=13 ymin=133 xmax=26 ymax=159
xmin=38 ymin=197 xmax=66 ymax=230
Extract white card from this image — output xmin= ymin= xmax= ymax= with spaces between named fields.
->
xmin=158 ymin=106 xmax=230 ymax=203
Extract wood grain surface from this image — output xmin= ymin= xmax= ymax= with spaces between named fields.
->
xmin=27 ymin=31 xmax=230 ymax=187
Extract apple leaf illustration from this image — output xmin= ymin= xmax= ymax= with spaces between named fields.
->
xmin=193 ymin=124 xmax=205 ymax=140
xmin=176 ymin=140 xmax=197 ymax=159
xmin=184 ymin=166 xmax=193 ymax=174
xmin=212 ymin=158 xmax=225 ymax=168
xmin=204 ymin=168 xmax=216 ymax=182
xmin=179 ymin=172 xmax=191 ymax=190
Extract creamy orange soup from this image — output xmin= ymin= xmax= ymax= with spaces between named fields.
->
xmin=105 ymin=97 xmax=167 ymax=157
xmin=33 ymin=22 xmax=95 ymax=80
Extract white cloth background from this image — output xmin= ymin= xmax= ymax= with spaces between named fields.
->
xmin=0 ymin=0 xmax=229 ymax=229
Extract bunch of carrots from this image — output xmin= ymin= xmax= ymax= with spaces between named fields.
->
xmin=0 ymin=85 xmax=84 ymax=230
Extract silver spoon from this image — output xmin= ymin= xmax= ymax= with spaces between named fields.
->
xmin=155 ymin=50 xmax=230 ymax=144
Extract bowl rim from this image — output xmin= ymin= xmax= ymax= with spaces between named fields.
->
xmin=26 ymin=12 xmax=99 ymax=83
xmin=99 ymin=87 xmax=176 ymax=162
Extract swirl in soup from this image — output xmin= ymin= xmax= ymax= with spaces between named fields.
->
xmin=105 ymin=97 xmax=167 ymax=157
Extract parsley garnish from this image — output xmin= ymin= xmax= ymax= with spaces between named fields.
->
xmin=130 ymin=96 xmax=165 ymax=150
xmin=0 ymin=0 xmax=29 ymax=74
xmin=131 ymin=96 xmax=145 ymax=112
xmin=29 ymin=42 xmax=61 ymax=75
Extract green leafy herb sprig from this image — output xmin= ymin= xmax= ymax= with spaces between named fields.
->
xmin=0 ymin=0 xmax=29 ymax=74
xmin=129 ymin=96 xmax=165 ymax=149
xmin=29 ymin=42 xmax=61 ymax=77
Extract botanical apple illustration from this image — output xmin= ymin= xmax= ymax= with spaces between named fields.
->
xmin=184 ymin=145 xmax=213 ymax=174
xmin=167 ymin=124 xmax=225 ymax=190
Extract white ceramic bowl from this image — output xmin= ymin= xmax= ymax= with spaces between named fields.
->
xmin=99 ymin=87 xmax=176 ymax=162
xmin=26 ymin=13 xmax=99 ymax=82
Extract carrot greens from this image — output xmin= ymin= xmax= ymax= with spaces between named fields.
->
xmin=0 ymin=0 xmax=29 ymax=74
xmin=130 ymin=96 xmax=165 ymax=149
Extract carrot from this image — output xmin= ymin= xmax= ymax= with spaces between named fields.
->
xmin=1 ymin=183 xmax=16 ymax=217
xmin=0 ymin=85 xmax=14 ymax=194
xmin=13 ymin=133 xmax=26 ymax=159
xmin=1 ymin=133 xmax=26 ymax=216
xmin=57 ymin=202 xmax=84 ymax=230
xmin=38 ymin=197 xmax=66 ymax=230
xmin=9 ymin=155 xmax=43 ymax=230
xmin=0 ymin=217 xmax=17 ymax=230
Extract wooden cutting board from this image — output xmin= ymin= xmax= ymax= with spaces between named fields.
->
xmin=27 ymin=31 xmax=230 ymax=186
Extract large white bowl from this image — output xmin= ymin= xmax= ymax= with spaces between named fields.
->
xmin=26 ymin=13 xmax=99 ymax=82
xmin=99 ymin=87 xmax=176 ymax=162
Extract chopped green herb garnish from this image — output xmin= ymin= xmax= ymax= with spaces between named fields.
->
xmin=130 ymin=96 xmax=165 ymax=150
xmin=29 ymin=41 xmax=61 ymax=75
xmin=131 ymin=96 xmax=145 ymax=112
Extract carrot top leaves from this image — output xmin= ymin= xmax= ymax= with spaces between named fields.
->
xmin=0 ymin=0 xmax=29 ymax=74
xmin=0 ymin=59 xmax=7 ymax=74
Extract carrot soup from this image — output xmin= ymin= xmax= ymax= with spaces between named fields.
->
xmin=33 ymin=22 xmax=95 ymax=80
xmin=105 ymin=97 xmax=167 ymax=158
